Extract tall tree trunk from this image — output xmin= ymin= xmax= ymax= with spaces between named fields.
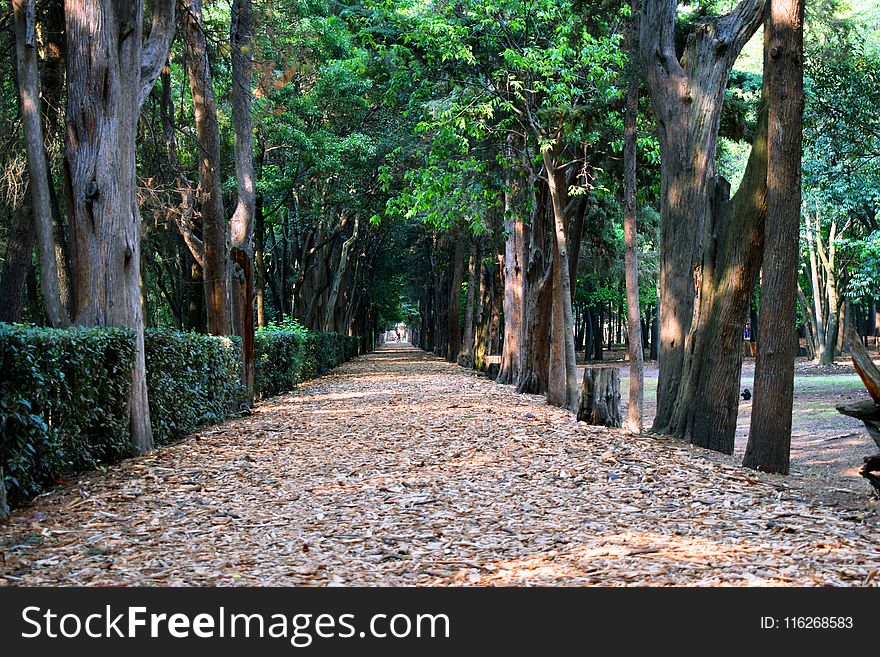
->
xmin=64 ymin=0 xmax=177 ymax=453
xmin=13 ymin=0 xmax=68 ymax=327
xmin=623 ymin=0 xmax=644 ymax=432
xmin=473 ymin=260 xmax=492 ymax=370
xmin=184 ymin=0 xmax=231 ymax=336
xmin=517 ymin=183 xmax=552 ymax=394
xmin=543 ymin=148 xmax=579 ymax=411
xmin=446 ymin=238 xmax=465 ymax=361
xmin=230 ymin=0 xmax=255 ymax=399
xmin=498 ymin=160 xmax=527 ymax=383
xmin=324 ymin=216 xmax=359 ymax=332
xmin=668 ymin=71 xmax=770 ymax=454
xmin=460 ymin=238 xmax=478 ymax=363
xmin=640 ymin=0 xmax=766 ymax=433
xmin=744 ymin=0 xmax=805 ymax=474
xmin=0 ymin=199 xmax=35 ymax=323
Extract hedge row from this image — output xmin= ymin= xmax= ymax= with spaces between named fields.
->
xmin=0 ymin=323 xmax=360 ymax=508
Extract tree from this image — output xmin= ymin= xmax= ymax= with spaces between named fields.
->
xmin=230 ymin=0 xmax=256 ymax=399
xmin=63 ymin=0 xmax=176 ymax=453
xmin=639 ymin=0 xmax=766 ymax=433
xmin=623 ymin=0 xmax=644 ymax=433
xmin=11 ymin=0 xmax=67 ymax=328
xmin=745 ymin=0 xmax=806 ymax=474
xmin=183 ymin=0 xmax=232 ymax=336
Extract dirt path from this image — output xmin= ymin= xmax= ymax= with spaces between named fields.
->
xmin=2 ymin=345 xmax=878 ymax=586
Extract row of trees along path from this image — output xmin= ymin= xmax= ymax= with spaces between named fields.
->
xmin=2 ymin=344 xmax=877 ymax=586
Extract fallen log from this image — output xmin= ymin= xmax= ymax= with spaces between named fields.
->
xmin=578 ymin=367 xmax=621 ymax=428
xmin=835 ymin=329 xmax=880 ymax=495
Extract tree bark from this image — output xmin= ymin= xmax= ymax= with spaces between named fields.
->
xmin=0 ymin=198 xmax=35 ymax=323
xmin=517 ymin=182 xmax=552 ymax=395
xmin=623 ymin=0 xmax=644 ymax=433
xmin=544 ymin=148 xmax=579 ymax=411
xmin=184 ymin=0 xmax=232 ymax=336
xmin=744 ymin=0 xmax=805 ymax=474
xmin=230 ymin=0 xmax=255 ymax=398
xmin=669 ymin=74 xmax=770 ymax=454
xmin=324 ymin=215 xmax=359 ymax=332
xmin=13 ymin=0 xmax=68 ymax=327
xmin=473 ymin=260 xmax=492 ymax=371
xmin=64 ymin=0 xmax=177 ymax=453
xmin=459 ymin=238 xmax=478 ymax=365
xmin=578 ymin=367 xmax=622 ymax=428
xmin=498 ymin=162 xmax=527 ymax=383
xmin=447 ymin=238 xmax=465 ymax=361
xmin=640 ymin=0 xmax=766 ymax=433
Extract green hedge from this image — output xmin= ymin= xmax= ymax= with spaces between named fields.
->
xmin=145 ymin=329 xmax=242 ymax=446
xmin=0 ymin=325 xmax=135 ymax=503
xmin=254 ymin=323 xmax=309 ymax=399
xmin=1 ymin=322 xmax=361 ymax=508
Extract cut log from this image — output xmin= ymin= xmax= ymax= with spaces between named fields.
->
xmin=861 ymin=454 xmax=880 ymax=496
xmin=835 ymin=399 xmax=880 ymax=450
xmin=578 ymin=367 xmax=621 ymax=428
xmin=836 ymin=328 xmax=880 ymax=494
xmin=848 ymin=328 xmax=880 ymax=404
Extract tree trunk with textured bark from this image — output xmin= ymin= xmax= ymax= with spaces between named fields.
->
xmin=230 ymin=0 xmax=255 ymax=398
xmin=744 ymin=0 xmax=805 ymax=474
xmin=13 ymin=0 xmax=68 ymax=328
xmin=640 ymin=0 xmax=766 ymax=433
xmin=623 ymin=0 xmax=644 ymax=432
xmin=498 ymin=165 xmax=527 ymax=384
xmin=64 ymin=0 xmax=177 ymax=453
xmin=517 ymin=183 xmax=552 ymax=395
xmin=544 ymin=148 xmax=579 ymax=411
xmin=459 ymin=239 xmax=478 ymax=366
xmin=184 ymin=0 xmax=231 ymax=336
xmin=669 ymin=71 xmax=770 ymax=454
xmin=324 ymin=216 xmax=359 ymax=332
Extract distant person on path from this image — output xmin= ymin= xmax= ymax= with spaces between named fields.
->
xmin=396 ymin=329 xmax=402 ymax=343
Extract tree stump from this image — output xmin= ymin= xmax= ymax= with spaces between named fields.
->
xmin=835 ymin=329 xmax=880 ymax=495
xmin=578 ymin=367 xmax=621 ymax=427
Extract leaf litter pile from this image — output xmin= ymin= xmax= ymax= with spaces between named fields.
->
xmin=2 ymin=344 xmax=878 ymax=586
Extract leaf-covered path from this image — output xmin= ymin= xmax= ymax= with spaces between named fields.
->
xmin=2 ymin=345 xmax=878 ymax=586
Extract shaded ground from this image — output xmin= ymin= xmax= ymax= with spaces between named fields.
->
xmin=580 ymin=355 xmax=880 ymax=493
xmin=2 ymin=344 xmax=878 ymax=586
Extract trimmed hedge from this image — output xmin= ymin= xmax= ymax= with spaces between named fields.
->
xmin=254 ymin=324 xmax=309 ymax=399
xmin=0 ymin=325 xmax=135 ymax=504
xmin=1 ymin=322 xmax=360 ymax=508
xmin=145 ymin=330 xmax=242 ymax=446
